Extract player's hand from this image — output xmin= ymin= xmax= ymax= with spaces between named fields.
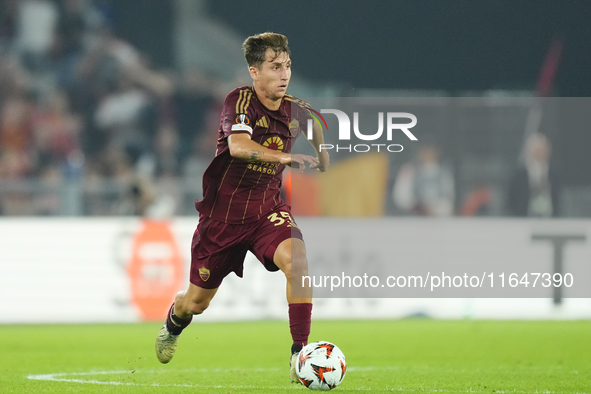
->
xmin=281 ymin=154 xmax=320 ymax=173
xmin=311 ymin=151 xmax=329 ymax=172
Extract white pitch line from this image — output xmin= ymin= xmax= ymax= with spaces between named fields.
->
xmin=26 ymin=367 xmax=589 ymax=393
xmin=27 ymin=371 xmax=297 ymax=391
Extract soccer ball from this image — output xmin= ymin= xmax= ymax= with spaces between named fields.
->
xmin=295 ymin=341 xmax=347 ymax=390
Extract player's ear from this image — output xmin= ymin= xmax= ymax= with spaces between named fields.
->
xmin=249 ymin=66 xmax=259 ymax=81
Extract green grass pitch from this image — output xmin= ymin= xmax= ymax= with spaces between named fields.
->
xmin=0 ymin=319 xmax=589 ymax=393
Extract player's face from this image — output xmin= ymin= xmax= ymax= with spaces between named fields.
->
xmin=251 ymin=49 xmax=291 ymax=101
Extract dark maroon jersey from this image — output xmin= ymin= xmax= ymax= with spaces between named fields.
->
xmin=195 ymin=86 xmax=313 ymax=224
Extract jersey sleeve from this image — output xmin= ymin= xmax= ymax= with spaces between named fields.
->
xmin=221 ymin=88 xmax=258 ymax=138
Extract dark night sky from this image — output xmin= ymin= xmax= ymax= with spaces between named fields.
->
xmin=208 ymin=0 xmax=591 ymax=96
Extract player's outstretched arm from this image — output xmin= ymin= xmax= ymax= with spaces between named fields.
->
xmin=228 ymin=134 xmax=319 ymax=172
xmin=308 ymin=120 xmax=330 ymax=172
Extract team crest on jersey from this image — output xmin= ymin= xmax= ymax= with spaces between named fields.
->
xmin=199 ymin=267 xmax=210 ymax=282
xmin=263 ymin=136 xmax=284 ymax=152
xmin=289 ymin=119 xmax=300 ymax=137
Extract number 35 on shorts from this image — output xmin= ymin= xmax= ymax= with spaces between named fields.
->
xmin=267 ymin=211 xmax=298 ymax=228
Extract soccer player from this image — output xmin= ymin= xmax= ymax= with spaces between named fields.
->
xmin=155 ymin=32 xmax=329 ymax=384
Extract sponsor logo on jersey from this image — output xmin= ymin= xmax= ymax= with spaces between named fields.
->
xmin=263 ymin=136 xmax=284 ymax=152
xmin=247 ymin=162 xmax=279 ymax=175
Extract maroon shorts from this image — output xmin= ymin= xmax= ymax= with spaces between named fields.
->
xmin=189 ymin=203 xmax=304 ymax=289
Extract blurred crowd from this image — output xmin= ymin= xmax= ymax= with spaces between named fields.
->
xmin=0 ymin=0 xmax=230 ymax=215
xmin=0 ymin=0 xmax=563 ymax=218
xmin=391 ymin=132 xmax=561 ymax=218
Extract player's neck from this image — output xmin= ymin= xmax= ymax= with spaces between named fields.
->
xmin=253 ymin=84 xmax=282 ymax=111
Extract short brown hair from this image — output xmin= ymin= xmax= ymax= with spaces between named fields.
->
xmin=242 ymin=32 xmax=290 ymax=68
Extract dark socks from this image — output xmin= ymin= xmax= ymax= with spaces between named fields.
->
xmin=291 ymin=343 xmax=303 ymax=355
xmin=165 ymin=303 xmax=192 ymax=335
